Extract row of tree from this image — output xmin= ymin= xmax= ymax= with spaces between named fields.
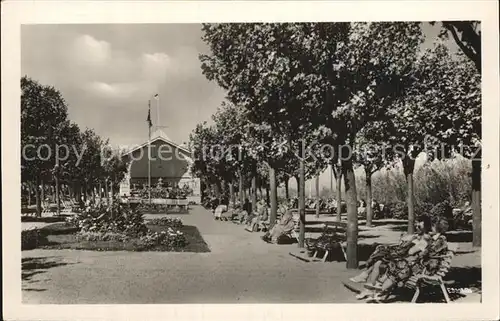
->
xmin=21 ymin=76 xmax=129 ymax=217
xmin=190 ymin=22 xmax=481 ymax=268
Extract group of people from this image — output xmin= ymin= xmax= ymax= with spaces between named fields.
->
xmin=210 ymin=197 xmax=298 ymax=244
xmin=349 ymin=214 xmax=450 ymax=301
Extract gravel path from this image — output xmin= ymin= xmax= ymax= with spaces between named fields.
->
xmin=22 ymin=206 xmax=359 ymax=304
xmin=22 ymin=206 xmax=480 ymax=304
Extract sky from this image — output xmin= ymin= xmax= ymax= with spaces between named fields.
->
xmin=21 ymin=22 xmax=455 ymax=189
xmin=21 ymin=24 xmax=226 ymax=148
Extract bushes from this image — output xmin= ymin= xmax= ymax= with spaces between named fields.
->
xmin=76 ymin=231 xmax=130 ymax=242
xmin=67 ymin=202 xmax=148 ymax=237
xmin=63 ymin=201 xmax=188 ymax=251
xmin=356 ymin=158 xmax=472 ymax=208
xmin=138 ymin=229 xmax=187 ymax=250
xmin=148 ymin=217 xmax=183 ymax=229
xmin=22 ymin=228 xmax=47 ymax=250
xmin=384 ymin=201 xmax=408 ymax=219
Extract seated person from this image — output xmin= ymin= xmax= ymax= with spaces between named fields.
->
xmin=246 ymin=200 xmax=269 ymax=231
xmin=356 ymin=217 xmax=449 ymax=301
xmin=261 ymin=208 xmax=296 ymax=243
xmin=222 ymin=202 xmax=240 ymax=221
xmin=214 ymin=202 xmax=228 ymax=220
xmin=350 ymin=215 xmax=432 ymax=284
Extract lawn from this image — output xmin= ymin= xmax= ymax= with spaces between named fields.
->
xmin=35 ymin=222 xmax=210 ymax=253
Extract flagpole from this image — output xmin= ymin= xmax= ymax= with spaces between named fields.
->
xmin=156 ymin=95 xmax=160 ymax=127
xmin=148 ymin=100 xmax=152 ymax=205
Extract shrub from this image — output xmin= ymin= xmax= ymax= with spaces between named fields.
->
xmin=385 ymin=201 xmax=408 ymax=219
xmin=415 ymin=202 xmax=434 ymax=217
xmin=70 ymin=202 xmax=148 ymax=237
xmin=22 ymin=228 xmax=47 ymax=250
xmin=429 ymin=200 xmax=454 ymax=229
xmin=76 ymin=231 xmax=130 ymax=242
xmin=356 ymin=158 xmax=472 ymax=208
xmin=148 ymin=217 xmax=183 ymax=229
xmin=138 ymin=228 xmax=187 ymax=250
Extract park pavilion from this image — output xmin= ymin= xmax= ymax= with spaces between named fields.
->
xmin=119 ymin=129 xmax=201 ymax=204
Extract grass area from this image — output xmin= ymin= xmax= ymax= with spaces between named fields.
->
xmin=37 ymin=223 xmax=210 ymax=253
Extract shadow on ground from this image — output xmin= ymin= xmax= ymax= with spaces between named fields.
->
xmin=445 ymin=231 xmax=473 ymax=243
xmin=180 ymin=225 xmax=211 ymax=253
xmin=21 ymin=215 xmax=71 ymax=223
xmin=445 ymin=266 xmax=481 ymax=290
xmin=22 ymin=256 xmax=75 ymax=291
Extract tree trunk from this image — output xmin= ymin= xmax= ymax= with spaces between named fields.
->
xmin=110 ymin=181 xmax=114 ymax=219
xmin=403 ymin=158 xmax=416 ymax=234
xmin=83 ymin=182 xmax=88 ymax=202
xmin=335 ymin=166 xmax=343 ymax=222
xmin=213 ymin=183 xmax=221 ymax=198
xmin=298 ymin=158 xmax=306 ymax=248
xmin=269 ymin=166 xmax=277 ymax=225
xmin=365 ymin=169 xmax=373 ymax=227
xmin=28 ymin=182 xmax=32 ymax=206
xmin=105 ymin=179 xmax=109 ymax=206
xmin=284 ymin=177 xmax=289 ymax=200
xmin=98 ymin=182 xmax=102 ymax=199
xmin=266 ymin=186 xmax=270 ymax=206
xmin=251 ymin=174 xmax=257 ymax=214
xmin=315 ymin=175 xmax=320 ymax=218
xmin=35 ymin=177 xmax=42 ymax=217
xmin=55 ymin=174 xmax=61 ymax=216
xmin=330 ymin=164 xmax=334 ymax=193
xmin=41 ymin=179 xmax=45 ymax=206
xmin=472 ymin=152 xmax=481 ymax=247
xmin=229 ymin=181 xmax=235 ymax=206
xmin=342 ymin=159 xmax=358 ymax=269
xmin=238 ymin=169 xmax=244 ymax=204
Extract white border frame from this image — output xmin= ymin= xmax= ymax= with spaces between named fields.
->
xmin=2 ymin=1 xmax=499 ymax=321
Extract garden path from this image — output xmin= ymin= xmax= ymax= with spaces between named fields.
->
xmin=22 ymin=206 xmax=480 ymax=304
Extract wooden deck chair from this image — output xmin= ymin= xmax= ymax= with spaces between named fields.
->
xmin=308 ymin=223 xmax=348 ymax=262
xmin=60 ymin=199 xmax=74 ymax=214
xmin=386 ymin=243 xmax=458 ymax=303
xmin=41 ymin=200 xmax=56 ymax=215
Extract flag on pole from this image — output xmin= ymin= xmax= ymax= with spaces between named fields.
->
xmin=147 ymin=100 xmax=152 ymax=128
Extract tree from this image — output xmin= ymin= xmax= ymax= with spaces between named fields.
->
xmin=406 ymin=43 xmax=481 ymax=244
xmin=21 ymin=76 xmax=70 ymax=216
xmin=354 ymin=126 xmax=395 ymax=226
xmin=430 ymin=21 xmax=481 ymax=73
xmin=321 ymin=22 xmax=424 ymax=265
xmin=200 ymin=23 xmax=335 ymax=243
xmin=430 ymin=22 xmax=481 ymax=246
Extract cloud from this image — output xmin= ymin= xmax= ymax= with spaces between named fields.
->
xmin=21 ymin=25 xmax=227 ymax=146
xmin=141 ymin=52 xmax=171 ymax=82
xmin=72 ymin=34 xmax=111 ymax=66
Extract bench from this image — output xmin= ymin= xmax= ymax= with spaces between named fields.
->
xmin=308 ymin=221 xmax=348 ymax=262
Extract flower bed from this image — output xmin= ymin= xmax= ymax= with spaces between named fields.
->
xmin=147 ymin=217 xmax=183 ymax=229
xmin=26 ymin=201 xmax=189 ymax=252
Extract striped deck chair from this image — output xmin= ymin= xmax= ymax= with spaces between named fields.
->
xmin=386 ymin=243 xmax=458 ymax=303
xmin=41 ymin=200 xmax=56 ymax=215
xmin=60 ymin=199 xmax=74 ymax=214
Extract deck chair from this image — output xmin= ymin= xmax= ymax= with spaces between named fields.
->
xmin=385 ymin=243 xmax=458 ymax=303
xmin=308 ymin=223 xmax=348 ymax=262
xmin=60 ymin=199 xmax=74 ymax=214
xmin=41 ymin=200 xmax=56 ymax=215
